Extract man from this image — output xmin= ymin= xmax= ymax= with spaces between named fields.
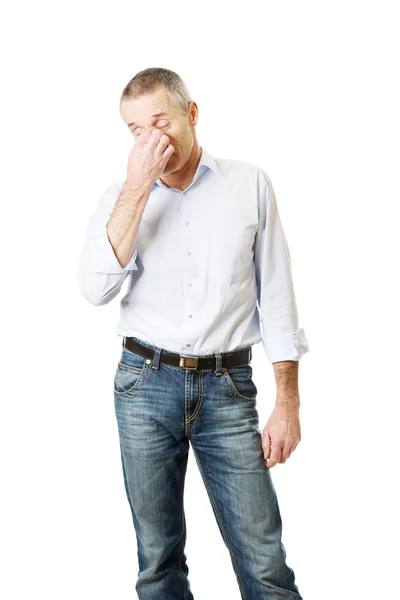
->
xmin=77 ymin=67 xmax=309 ymax=599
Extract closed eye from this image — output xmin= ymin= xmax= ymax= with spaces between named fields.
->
xmin=135 ymin=123 xmax=170 ymax=137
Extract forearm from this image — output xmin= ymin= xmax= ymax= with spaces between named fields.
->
xmin=106 ymin=178 xmax=152 ymax=269
xmin=272 ymin=360 xmax=300 ymax=409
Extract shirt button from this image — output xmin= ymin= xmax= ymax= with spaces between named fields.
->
xmin=188 ymin=251 xmax=191 ymax=255
xmin=188 ymin=314 xmax=193 ymax=318
xmin=188 ymin=282 xmax=192 ymax=286
xmin=186 ymin=343 xmax=191 ymax=347
xmin=185 ymin=221 xmax=189 ymax=225
xmin=183 ymin=192 xmax=187 ymax=196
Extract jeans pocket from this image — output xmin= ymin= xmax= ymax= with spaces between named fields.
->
xmin=222 ymin=364 xmax=257 ymax=404
xmin=114 ymin=347 xmax=151 ymax=397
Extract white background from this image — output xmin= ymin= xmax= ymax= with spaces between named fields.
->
xmin=2 ymin=1 xmax=399 ymax=598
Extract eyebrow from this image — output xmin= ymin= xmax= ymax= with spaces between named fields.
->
xmin=128 ymin=112 xmax=169 ymax=128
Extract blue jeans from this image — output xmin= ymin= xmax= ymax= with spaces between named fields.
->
xmin=113 ymin=336 xmax=303 ymax=600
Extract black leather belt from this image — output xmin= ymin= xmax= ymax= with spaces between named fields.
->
xmin=123 ymin=336 xmax=252 ymax=371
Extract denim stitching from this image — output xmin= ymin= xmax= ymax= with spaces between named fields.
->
xmin=117 ymin=363 xmax=143 ymax=374
xmin=192 ymin=447 xmax=248 ymax=600
xmin=185 ymin=373 xmax=191 ymax=439
xmin=189 ymin=371 xmax=204 ymax=422
xmin=114 ymin=363 xmax=152 ymax=399
xmin=222 ymin=370 xmax=257 ymax=403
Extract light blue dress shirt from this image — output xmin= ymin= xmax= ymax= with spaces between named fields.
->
xmin=77 ymin=146 xmax=309 ymax=363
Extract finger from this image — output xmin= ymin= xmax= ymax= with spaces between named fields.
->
xmin=146 ymin=127 xmax=165 ymax=149
xmin=262 ymin=433 xmax=271 ymax=460
xmin=162 ymin=144 xmax=175 ymax=161
xmin=137 ymin=129 xmax=153 ymax=145
xmin=155 ymin=135 xmax=171 ymax=157
xmin=280 ymin=446 xmax=290 ymax=464
xmin=267 ymin=444 xmax=282 ymax=469
xmin=283 ymin=440 xmax=299 ymax=462
xmin=280 ymin=440 xmax=295 ymax=463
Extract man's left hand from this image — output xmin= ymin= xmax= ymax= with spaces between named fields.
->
xmin=262 ymin=404 xmax=301 ymax=468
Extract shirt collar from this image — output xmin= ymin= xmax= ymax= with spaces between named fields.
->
xmin=154 ymin=146 xmax=221 ymax=189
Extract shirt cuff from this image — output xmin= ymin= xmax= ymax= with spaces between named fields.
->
xmin=262 ymin=328 xmax=309 ymax=363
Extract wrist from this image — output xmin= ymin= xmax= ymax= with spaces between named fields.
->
xmin=275 ymin=392 xmax=300 ymax=411
xmin=125 ymin=175 xmax=153 ymax=195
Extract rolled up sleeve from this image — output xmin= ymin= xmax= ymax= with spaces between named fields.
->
xmin=77 ymin=181 xmax=138 ymax=306
xmin=254 ymin=169 xmax=309 ymax=363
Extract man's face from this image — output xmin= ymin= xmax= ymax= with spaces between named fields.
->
xmin=120 ymin=86 xmax=197 ymax=174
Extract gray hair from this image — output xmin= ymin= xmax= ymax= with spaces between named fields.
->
xmin=120 ymin=67 xmax=192 ymax=115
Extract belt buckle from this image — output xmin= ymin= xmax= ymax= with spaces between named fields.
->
xmin=179 ymin=355 xmax=199 ymax=370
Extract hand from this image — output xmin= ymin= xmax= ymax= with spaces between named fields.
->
xmin=262 ymin=405 xmax=301 ymax=468
xmin=127 ymin=128 xmax=175 ymax=188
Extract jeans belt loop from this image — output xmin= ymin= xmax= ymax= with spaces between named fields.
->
xmin=151 ymin=347 xmax=162 ymax=369
xmin=214 ymin=353 xmax=223 ymax=376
